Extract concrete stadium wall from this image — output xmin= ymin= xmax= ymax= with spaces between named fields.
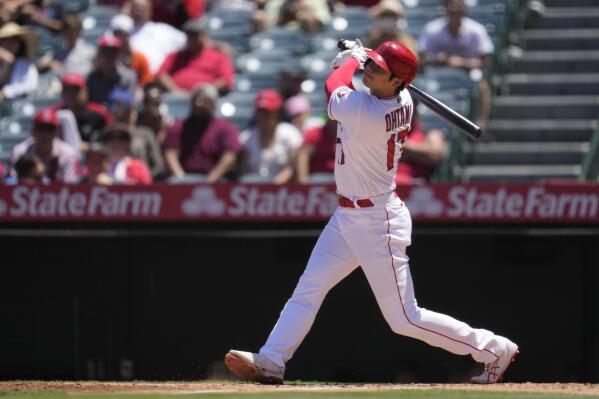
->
xmin=1 ymin=223 xmax=598 ymax=382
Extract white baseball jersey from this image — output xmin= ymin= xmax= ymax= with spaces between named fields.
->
xmin=255 ymin=73 xmax=515 ymax=377
xmin=328 ymin=85 xmax=413 ymax=199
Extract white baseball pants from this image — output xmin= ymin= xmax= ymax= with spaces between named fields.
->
xmin=260 ymin=192 xmax=508 ymax=368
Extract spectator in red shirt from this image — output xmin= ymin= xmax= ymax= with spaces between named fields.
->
xmin=296 ymin=119 xmax=337 ymax=183
xmin=101 ymin=123 xmax=152 ymax=185
xmin=10 ymin=109 xmax=81 ymax=183
xmin=156 ymin=18 xmax=235 ymax=95
xmin=53 ymin=73 xmax=112 ymax=150
xmin=163 ymin=84 xmax=241 ymax=183
xmin=395 ymin=120 xmax=447 ymax=184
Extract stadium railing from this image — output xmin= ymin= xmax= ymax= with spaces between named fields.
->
xmin=580 ymin=114 xmax=599 ymax=181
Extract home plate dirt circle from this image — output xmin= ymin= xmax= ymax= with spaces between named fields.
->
xmin=1 ymin=381 xmax=599 ymax=395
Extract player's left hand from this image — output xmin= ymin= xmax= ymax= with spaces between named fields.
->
xmin=331 ymin=38 xmax=367 ymax=69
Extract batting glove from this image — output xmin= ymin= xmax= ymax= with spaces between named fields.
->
xmin=331 ymin=49 xmax=354 ymax=70
xmin=331 ymin=38 xmax=368 ymax=69
xmin=350 ymin=47 xmax=368 ymax=64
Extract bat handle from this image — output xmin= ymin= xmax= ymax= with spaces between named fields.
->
xmin=337 ymin=39 xmax=356 ymax=51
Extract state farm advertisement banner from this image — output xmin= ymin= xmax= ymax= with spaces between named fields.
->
xmin=0 ymin=183 xmax=598 ymax=223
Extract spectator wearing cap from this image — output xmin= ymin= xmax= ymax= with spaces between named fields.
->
xmin=10 ymin=109 xmax=80 ymax=183
xmin=239 ymin=90 xmax=302 ymax=184
xmin=80 ymin=143 xmax=112 ymax=185
xmin=156 ymin=18 xmax=234 ymax=95
xmin=107 ymin=87 xmax=165 ymax=179
xmin=366 ymin=1 xmax=418 ymax=61
xmin=101 ymin=123 xmax=152 ymax=185
xmin=284 ymin=94 xmax=321 ymax=133
xmin=418 ymin=0 xmax=494 ymax=129
xmin=87 ymin=33 xmax=137 ymax=105
xmin=163 ymin=84 xmax=240 ymax=182
xmin=37 ymin=13 xmax=95 ymax=76
xmin=110 ymin=14 xmax=153 ymax=86
xmin=52 ymin=73 xmax=112 ymax=149
xmin=296 ymin=118 xmax=337 ymax=183
xmin=122 ymin=0 xmax=186 ymax=74
xmin=0 ymin=22 xmax=39 ymax=102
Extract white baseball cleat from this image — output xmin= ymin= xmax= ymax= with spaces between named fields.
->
xmin=471 ymin=340 xmax=519 ymax=384
xmin=224 ymin=350 xmax=285 ymax=384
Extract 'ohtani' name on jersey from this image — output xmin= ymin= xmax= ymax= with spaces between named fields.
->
xmin=385 ymin=104 xmax=412 ymax=132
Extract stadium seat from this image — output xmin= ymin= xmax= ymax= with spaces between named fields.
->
xmin=418 ymin=95 xmax=470 ymax=133
xmin=204 ymin=9 xmax=253 ymax=53
xmin=237 ymin=49 xmax=297 ymax=75
xmin=163 ymin=93 xmax=191 ymax=119
xmin=302 ymin=91 xmax=327 ymax=117
xmin=167 ymin=174 xmax=208 ymax=184
xmin=234 ymin=73 xmax=278 ymax=93
xmin=250 ymin=27 xmax=312 ymax=55
xmin=52 ymin=0 xmax=90 ymax=14
xmin=80 ymin=4 xmax=119 ymax=44
xmin=32 ymin=26 xmax=63 ymax=59
xmin=300 ymin=78 xmax=325 ymax=96
xmin=239 ymin=173 xmax=273 ymax=183
xmin=205 ymin=9 xmax=253 ymax=31
xmin=301 ymin=52 xmax=333 ymax=80
xmin=0 ymin=152 xmax=11 ymax=171
xmin=421 ymin=67 xmax=474 ymax=94
xmin=208 ymin=28 xmax=250 ymax=54
xmin=401 ymin=0 xmax=443 ymax=8
xmin=311 ymin=34 xmax=342 ymax=53
xmin=217 ymin=93 xmax=255 ymax=131
xmin=328 ymin=6 xmax=373 ymax=39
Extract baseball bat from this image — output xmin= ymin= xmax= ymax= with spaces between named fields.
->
xmin=337 ymin=39 xmax=482 ymax=140
xmin=407 ymin=85 xmax=481 ymax=139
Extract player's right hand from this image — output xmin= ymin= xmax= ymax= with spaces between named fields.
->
xmin=350 ymin=47 xmax=368 ymax=64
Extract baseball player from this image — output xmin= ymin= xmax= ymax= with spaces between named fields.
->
xmin=224 ymin=41 xmax=518 ymax=384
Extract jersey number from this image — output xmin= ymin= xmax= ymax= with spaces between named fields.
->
xmin=387 ymin=131 xmax=408 ymax=170
xmin=337 ymin=132 xmax=406 ymax=169
xmin=387 ymin=134 xmax=396 ymax=170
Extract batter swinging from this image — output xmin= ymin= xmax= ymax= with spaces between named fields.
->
xmin=224 ymin=41 xmax=518 ymax=385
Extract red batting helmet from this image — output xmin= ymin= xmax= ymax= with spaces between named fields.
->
xmin=365 ymin=41 xmax=418 ymax=86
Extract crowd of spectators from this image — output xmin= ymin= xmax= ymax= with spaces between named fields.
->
xmin=0 ymin=0 xmax=498 ymax=186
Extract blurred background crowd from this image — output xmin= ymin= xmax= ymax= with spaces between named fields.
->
xmin=1 ymin=0 xmax=594 ymax=186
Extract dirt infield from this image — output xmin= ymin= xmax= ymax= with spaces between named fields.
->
xmin=2 ymin=381 xmax=599 ymax=396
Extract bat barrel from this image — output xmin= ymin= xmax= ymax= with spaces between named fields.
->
xmin=408 ymin=85 xmax=481 ymax=140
